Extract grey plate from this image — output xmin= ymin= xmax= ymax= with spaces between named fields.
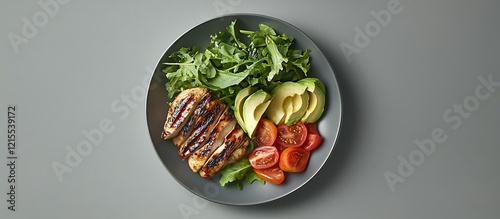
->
xmin=146 ymin=14 xmax=342 ymax=206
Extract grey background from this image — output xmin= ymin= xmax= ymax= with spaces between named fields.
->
xmin=1 ymin=0 xmax=499 ymax=219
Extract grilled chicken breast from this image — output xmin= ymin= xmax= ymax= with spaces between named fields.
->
xmin=226 ymin=137 xmax=250 ymax=164
xmin=188 ymin=108 xmax=237 ymax=172
xmin=178 ymin=95 xmax=226 ymax=160
xmin=172 ymin=92 xmax=212 ymax=147
xmin=162 ymin=88 xmax=251 ymax=179
xmin=199 ymin=125 xmax=247 ymax=178
xmin=161 ymin=87 xmax=208 ymax=140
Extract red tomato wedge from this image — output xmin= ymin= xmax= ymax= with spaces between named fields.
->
xmin=254 ymin=118 xmax=278 ymax=147
xmin=305 ymin=122 xmax=319 ymax=134
xmin=249 ymin=146 xmax=279 ymax=169
xmin=254 ymin=166 xmax=285 ymax=185
xmin=276 ymin=122 xmax=308 ymax=147
xmin=302 ymin=133 xmax=323 ymax=151
xmin=279 ymin=147 xmax=310 ymax=172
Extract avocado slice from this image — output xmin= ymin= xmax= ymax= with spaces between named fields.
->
xmin=283 ymin=96 xmax=293 ymax=120
xmin=234 ymin=86 xmax=258 ymax=133
xmin=284 ymin=92 xmax=309 ymax=125
xmin=266 ymin=82 xmax=308 ymax=125
xmin=298 ymin=78 xmax=326 ymax=123
xmin=242 ymin=89 xmax=271 ymax=137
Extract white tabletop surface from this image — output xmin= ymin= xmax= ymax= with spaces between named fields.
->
xmin=1 ymin=0 xmax=499 ymax=219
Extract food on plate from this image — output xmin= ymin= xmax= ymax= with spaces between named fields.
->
xmin=253 ymin=166 xmax=285 ymax=185
xmin=253 ymin=118 xmax=278 ymax=147
xmin=162 ymin=19 xmax=311 ymax=108
xmin=234 ymin=86 xmax=258 ymax=134
xmin=302 ymin=133 xmax=323 ymax=151
xmin=199 ymin=125 xmax=249 ymax=178
xmin=248 ymin=145 xmax=279 ymax=169
xmin=188 ymin=107 xmax=237 ymax=172
xmin=279 ymin=147 xmax=310 ymax=173
xmin=178 ymin=93 xmax=226 ymax=160
xmin=161 ymin=19 xmax=327 ymax=190
xmin=241 ymin=89 xmax=271 ymax=137
xmin=266 ymin=82 xmax=309 ymax=125
xmin=276 ymin=122 xmax=308 ymax=147
xmin=161 ymin=87 xmax=208 ymax=140
xmin=297 ymin=78 xmax=326 ymax=123
xmin=218 ymin=157 xmax=264 ymax=190
xmin=161 ymin=87 xmax=250 ymax=178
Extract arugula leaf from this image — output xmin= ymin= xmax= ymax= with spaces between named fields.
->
xmin=227 ymin=20 xmax=247 ymax=50
xmin=265 ymin=35 xmax=288 ymax=81
xmin=287 ymin=49 xmax=311 ymax=74
xmin=258 ymin=23 xmax=277 ymax=36
xmin=163 ymin=48 xmax=200 ymax=98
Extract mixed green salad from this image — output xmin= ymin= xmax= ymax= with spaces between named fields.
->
xmin=163 ymin=19 xmax=311 ymax=107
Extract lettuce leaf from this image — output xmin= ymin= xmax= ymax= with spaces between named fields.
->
xmin=219 ymin=158 xmax=265 ymax=190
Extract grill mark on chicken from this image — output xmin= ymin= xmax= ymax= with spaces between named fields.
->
xmin=179 ymin=97 xmax=225 ymax=160
xmin=187 ymin=108 xmax=236 ymax=172
xmin=172 ymin=92 xmax=212 ymax=147
xmin=162 ymin=87 xmax=252 ymax=179
xmin=168 ymin=94 xmax=190 ymax=125
xmin=201 ymin=110 xmax=235 ymax=156
xmin=202 ymin=141 xmax=236 ymax=176
xmin=161 ymin=94 xmax=192 ymax=139
xmin=161 ymin=87 xmax=207 ymax=140
xmin=199 ymin=125 xmax=245 ymax=178
xmin=174 ymin=113 xmax=195 ymax=145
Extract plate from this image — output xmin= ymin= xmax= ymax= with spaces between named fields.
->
xmin=146 ymin=14 xmax=342 ymax=205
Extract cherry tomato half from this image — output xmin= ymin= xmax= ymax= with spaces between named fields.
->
xmin=254 ymin=118 xmax=278 ymax=147
xmin=254 ymin=166 xmax=285 ymax=185
xmin=305 ymin=122 xmax=319 ymax=135
xmin=276 ymin=122 xmax=308 ymax=147
xmin=302 ymin=133 xmax=323 ymax=151
xmin=249 ymin=146 xmax=279 ymax=169
xmin=279 ymin=147 xmax=310 ymax=172
xmin=274 ymin=142 xmax=287 ymax=155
